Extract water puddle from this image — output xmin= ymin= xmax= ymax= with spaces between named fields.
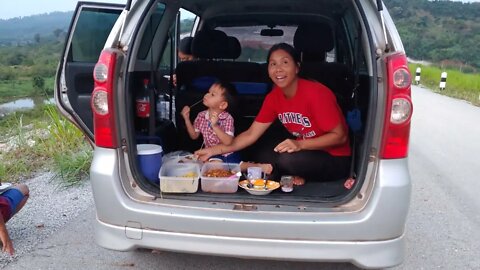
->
xmin=0 ymin=97 xmax=54 ymax=118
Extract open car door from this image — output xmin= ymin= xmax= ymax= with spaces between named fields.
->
xmin=55 ymin=2 xmax=124 ymax=143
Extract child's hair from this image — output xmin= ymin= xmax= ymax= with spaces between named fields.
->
xmin=179 ymin=37 xmax=193 ymax=55
xmin=214 ymin=80 xmax=237 ymax=113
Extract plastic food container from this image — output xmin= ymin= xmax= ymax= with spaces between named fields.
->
xmin=159 ymin=162 xmax=200 ymax=193
xmin=200 ymin=163 xmax=241 ymax=193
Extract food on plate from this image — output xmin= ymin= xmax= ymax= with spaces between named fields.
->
xmin=203 ymin=169 xmax=234 ymax=178
xmin=239 ymin=180 xmax=280 ymax=194
xmin=253 ymin=179 xmax=266 ymax=188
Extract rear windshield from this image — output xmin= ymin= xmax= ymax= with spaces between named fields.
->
xmin=217 ymin=26 xmax=296 ymax=63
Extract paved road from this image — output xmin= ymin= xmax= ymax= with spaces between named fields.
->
xmin=2 ymin=85 xmax=480 ymax=269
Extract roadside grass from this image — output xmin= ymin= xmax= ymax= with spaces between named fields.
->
xmin=409 ymin=64 xmax=480 ymax=106
xmin=0 ymin=104 xmax=92 ymax=186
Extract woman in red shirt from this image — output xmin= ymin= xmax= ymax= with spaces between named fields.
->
xmin=196 ymin=43 xmax=351 ymax=183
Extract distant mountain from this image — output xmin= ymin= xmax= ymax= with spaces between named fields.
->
xmin=384 ymin=0 xmax=480 ymax=69
xmin=0 ymin=11 xmax=73 ymax=45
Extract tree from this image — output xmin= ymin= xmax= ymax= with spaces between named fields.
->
xmin=34 ymin=33 xmax=41 ymax=43
xmin=53 ymin=28 xmax=63 ymax=38
xmin=32 ymin=76 xmax=45 ymax=94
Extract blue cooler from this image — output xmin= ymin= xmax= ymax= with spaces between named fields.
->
xmin=137 ymin=144 xmax=163 ymax=184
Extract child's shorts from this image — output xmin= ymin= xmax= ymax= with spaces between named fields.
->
xmin=1 ymin=188 xmax=25 ymax=215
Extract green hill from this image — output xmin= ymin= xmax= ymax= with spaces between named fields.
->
xmin=384 ymin=0 xmax=480 ymax=70
xmin=0 ymin=11 xmax=73 ymax=45
xmin=0 ymin=2 xmax=479 ymax=69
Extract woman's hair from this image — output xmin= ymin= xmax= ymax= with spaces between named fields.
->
xmin=179 ymin=37 xmax=193 ymax=54
xmin=266 ymin=43 xmax=301 ymax=66
xmin=215 ymin=80 xmax=237 ymax=113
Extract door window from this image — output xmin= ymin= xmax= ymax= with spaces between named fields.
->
xmin=71 ymin=8 xmax=121 ymax=62
xmin=137 ymin=3 xmax=167 ymax=60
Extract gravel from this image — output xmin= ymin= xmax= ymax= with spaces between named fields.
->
xmin=0 ymin=172 xmax=93 ymax=267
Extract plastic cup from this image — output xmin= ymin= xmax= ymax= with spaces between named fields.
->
xmin=280 ymin=175 xmax=294 ymax=192
xmin=247 ymin=167 xmax=263 ymax=180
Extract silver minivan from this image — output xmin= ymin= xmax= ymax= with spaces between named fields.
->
xmin=55 ymin=0 xmax=413 ymax=268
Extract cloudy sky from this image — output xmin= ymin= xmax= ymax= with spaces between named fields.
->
xmin=0 ymin=0 xmax=479 ymax=20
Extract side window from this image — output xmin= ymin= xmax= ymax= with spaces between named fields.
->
xmin=137 ymin=3 xmax=167 ymax=60
xmin=70 ymin=8 xmax=121 ymax=62
xmin=180 ymin=9 xmax=196 ymax=36
xmin=159 ymin=8 xmax=197 ymax=70
xmin=343 ymin=10 xmax=365 ymax=71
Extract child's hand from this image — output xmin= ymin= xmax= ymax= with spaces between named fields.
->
xmin=209 ymin=112 xmax=218 ymax=126
xmin=181 ymin=106 xmax=190 ymax=119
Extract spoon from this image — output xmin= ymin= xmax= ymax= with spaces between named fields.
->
xmin=232 ymin=172 xmax=254 ymax=188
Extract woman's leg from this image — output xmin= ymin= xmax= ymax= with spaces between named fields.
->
xmin=276 ymin=151 xmax=350 ymax=182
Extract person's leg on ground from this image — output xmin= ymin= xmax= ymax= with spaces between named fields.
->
xmin=3 ymin=184 xmax=29 ymax=216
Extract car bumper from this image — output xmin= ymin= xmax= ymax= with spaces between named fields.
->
xmin=95 ymin=217 xmax=405 ymax=269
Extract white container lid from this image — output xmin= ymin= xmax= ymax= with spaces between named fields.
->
xmin=137 ymin=144 xmax=163 ymax=155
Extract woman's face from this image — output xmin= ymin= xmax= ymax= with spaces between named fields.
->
xmin=178 ymin=51 xmax=193 ymax=62
xmin=267 ymin=49 xmax=299 ymax=91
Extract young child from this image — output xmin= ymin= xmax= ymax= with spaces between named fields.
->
xmin=0 ymin=183 xmax=29 ymax=255
xmin=181 ymin=81 xmax=241 ymax=163
xmin=181 ymin=81 xmax=273 ymax=175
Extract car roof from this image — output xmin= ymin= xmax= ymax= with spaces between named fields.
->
xmin=180 ymin=0 xmax=353 ymax=21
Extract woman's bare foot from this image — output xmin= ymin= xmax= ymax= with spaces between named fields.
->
xmin=293 ymin=176 xmax=305 ymax=186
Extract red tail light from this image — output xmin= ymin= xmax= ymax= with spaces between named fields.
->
xmin=381 ymin=53 xmax=413 ymax=159
xmin=91 ymin=50 xmax=118 ymax=148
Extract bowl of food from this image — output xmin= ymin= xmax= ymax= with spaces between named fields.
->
xmin=239 ymin=180 xmax=280 ymax=195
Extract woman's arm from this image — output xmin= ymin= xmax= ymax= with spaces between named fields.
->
xmin=274 ymin=123 xmax=347 ymax=153
xmin=195 ymin=121 xmax=272 ymax=161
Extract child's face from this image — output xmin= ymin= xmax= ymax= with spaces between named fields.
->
xmin=203 ymin=84 xmax=227 ymax=110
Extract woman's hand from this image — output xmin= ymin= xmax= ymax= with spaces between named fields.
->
xmin=181 ymin=106 xmax=190 ymax=120
xmin=274 ymin=139 xmax=301 ymax=153
xmin=194 ymin=147 xmax=217 ymax=162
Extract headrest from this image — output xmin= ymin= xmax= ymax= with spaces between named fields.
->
xmin=293 ymin=23 xmax=334 ymax=61
xmin=192 ymin=29 xmax=240 ymax=60
xmin=179 ymin=37 xmax=193 ymax=55
xmin=226 ymin=36 xmax=241 ymax=59
xmin=192 ymin=29 xmax=228 ymax=59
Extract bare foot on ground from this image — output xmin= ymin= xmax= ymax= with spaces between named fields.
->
xmin=293 ymin=176 xmax=305 ymax=186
